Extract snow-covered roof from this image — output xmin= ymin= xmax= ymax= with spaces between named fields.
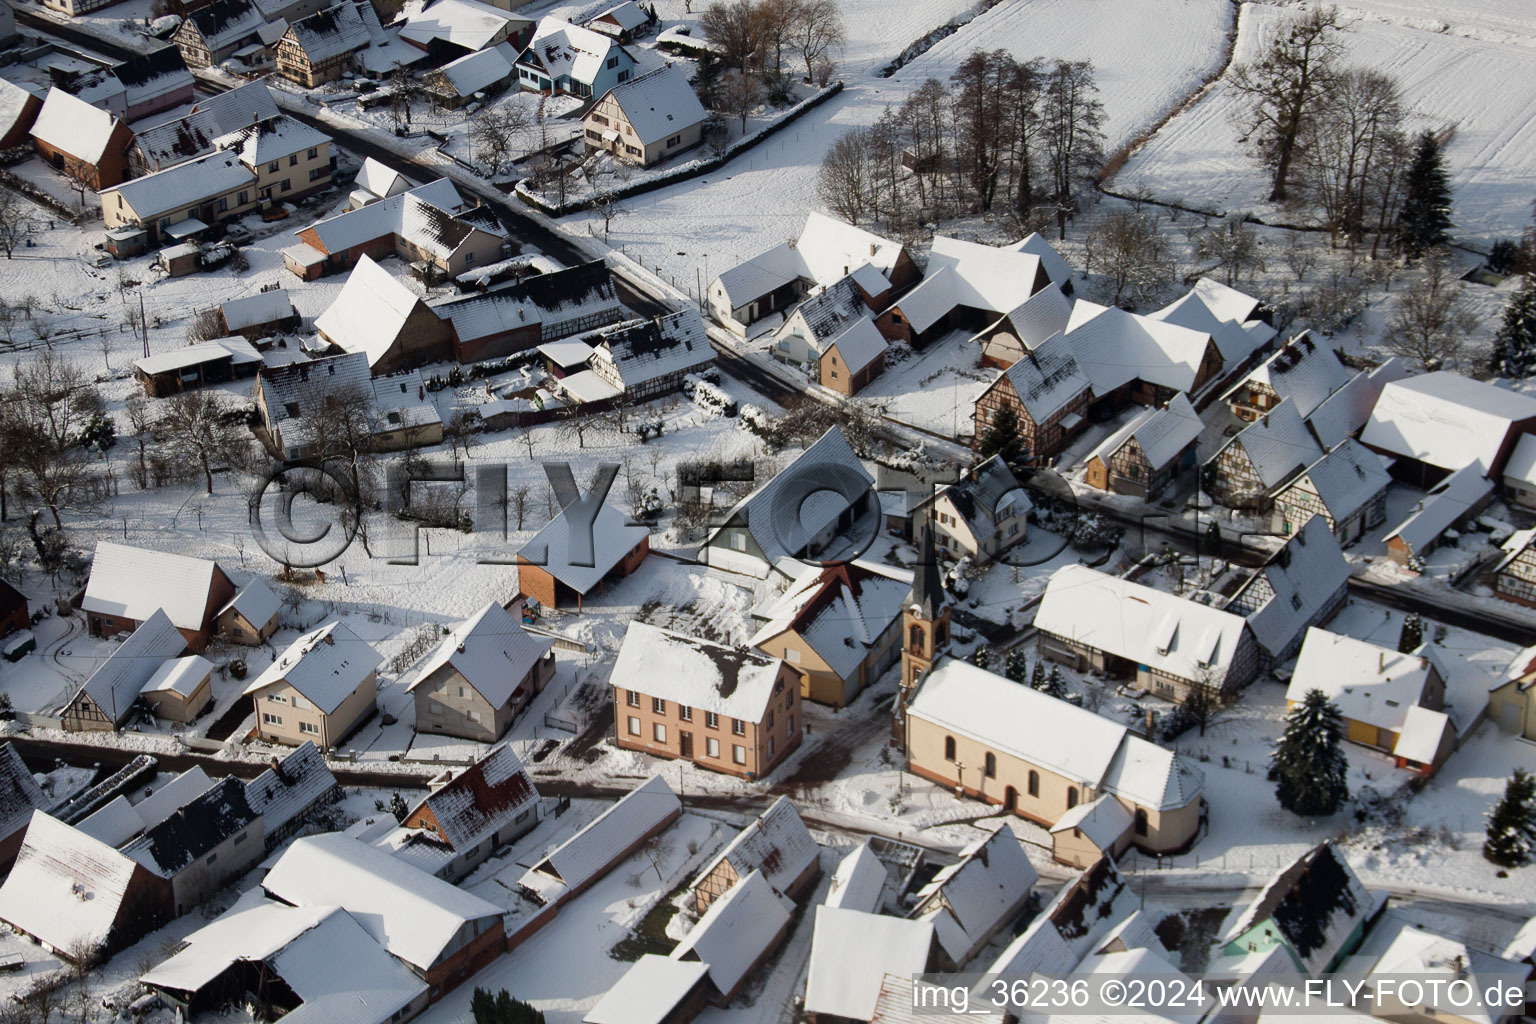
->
xmin=263 ymin=907 xmax=431 ymax=1024
xmin=750 ymin=560 xmax=912 ymax=682
xmin=781 ymin=276 xmax=866 ymax=345
xmin=1223 ymin=843 xmax=1374 ymax=976
xmin=141 ymin=893 xmax=331 ymax=997
xmin=1226 ymin=515 xmax=1350 ymax=659
xmin=520 ymin=776 xmax=679 ymax=901
xmin=914 ymin=454 xmax=1029 ymax=541
xmin=1504 ymin=432 xmax=1536 ymax=486
xmin=517 ymin=501 xmax=648 ymax=594
xmin=1231 ymin=332 xmax=1352 ymax=418
xmin=133 ymin=80 xmax=280 ymax=169
xmin=1087 ymin=393 xmax=1203 ymax=472
xmin=517 ymin=17 xmax=626 ymax=87
xmin=1013 ymin=232 xmax=1072 ymax=288
xmin=1362 ymin=372 xmax=1536 ymax=473
xmin=105 ymin=148 xmax=254 ymax=221
xmin=77 ymin=795 xmax=151 ymax=847
xmin=895 ymin=235 xmax=1044 ymax=333
xmin=590 ymin=0 xmax=649 ymax=32
xmin=912 ymin=824 xmax=1037 ymax=965
xmin=213 ymin=114 xmax=329 ymax=167
xmin=262 ymin=832 xmax=504 ymax=973
xmin=994 ymin=283 xmax=1073 ymax=351
xmin=244 ymin=620 xmax=381 ymax=713
xmin=0 ymin=81 xmax=41 ymax=144
xmin=825 ymin=839 xmax=888 ymax=913
xmin=354 ymin=156 xmax=415 ymax=199
xmin=1282 ymin=439 xmax=1392 ymax=524
xmin=436 ymin=39 xmax=518 ymax=95
xmin=805 ymin=907 xmax=934 ymax=1021
xmin=1392 ymin=704 xmax=1455 ymax=766
xmin=221 ymin=290 xmax=295 ymax=332
xmin=1384 ymin=459 xmax=1493 ymax=555
xmin=539 ymin=338 xmax=595 ymax=366
xmin=1349 ymin=913 xmax=1522 ymax=1024
xmin=1101 ymin=734 xmax=1204 ymax=813
xmin=1306 ymin=359 xmax=1408 ymax=451
xmin=713 ymin=214 xmax=906 ymax=308
xmin=599 ymin=64 xmax=707 ymax=145
xmin=1049 ymin=793 xmax=1133 ymax=851
xmin=73 ymin=609 xmax=189 ymax=724
xmin=31 ymin=86 xmax=122 ymax=165
xmin=987 ymin=856 xmax=1138 ymax=980
xmin=589 ymin=309 xmax=713 ymax=388
xmin=406 ymin=602 xmax=552 ymax=707
xmin=122 ymin=777 xmax=257 ymax=879
xmin=1287 ymin=628 xmax=1436 ymax=733
xmin=115 ymin=46 xmax=193 ymax=108
xmin=615 ymin=622 xmax=786 ymax=723
xmin=713 ymin=241 xmax=806 ymax=309
xmin=244 ymin=741 xmax=338 ymax=836
xmin=694 ymin=795 xmax=817 ymax=898
xmin=1151 ymin=282 xmax=1267 ymax=367
xmin=285 ymin=0 xmax=380 ymax=62
xmin=315 ymin=254 xmax=424 ymax=366
xmin=406 ymin=744 xmax=537 ymax=851
xmin=1503 ymin=914 xmax=1536 ymax=962
xmin=258 ymin=351 xmax=373 ymax=450
xmin=1214 ymin=398 xmax=1322 ymax=492
xmin=141 ymin=655 xmax=213 ymax=697
xmin=401 ymin=0 xmax=528 ymax=52
xmin=303 ymin=178 xmax=469 ymax=254
xmin=1035 ymin=564 xmax=1251 ymax=684
xmin=673 ymin=868 xmax=791 ymax=996
xmin=184 ymin=0 xmax=268 ymax=50
xmin=823 ymin=316 xmax=887 ymax=375
xmin=0 ymin=743 xmax=44 ymax=844
xmin=996 ymin=340 xmax=1090 ymax=423
xmin=1063 ymin=301 xmax=1216 ymax=396
xmin=0 ymin=811 xmax=143 ymax=954
xmin=433 ymin=260 xmax=617 ymax=344
xmin=219 ymin=577 xmax=281 ymax=630
xmin=870 ymin=974 xmax=1008 ymax=1024
xmin=134 ymin=335 xmax=261 ymax=375
xmin=586 ymin=955 xmax=709 ymax=1024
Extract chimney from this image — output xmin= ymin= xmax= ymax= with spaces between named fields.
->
xmin=869 ymin=243 xmax=877 ymax=257
xmin=323 ymin=633 xmax=334 ymax=645
xmin=1378 ymin=651 xmax=1385 ymax=673
xmin=1144 ymin=708 xmax=1155 ymax=736
xmin=457 ymin=642 xmax=466 ymax=653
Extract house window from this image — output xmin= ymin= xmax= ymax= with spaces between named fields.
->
xmin=768 ymin=737 xmax=775 ymax=757
xmin=591 ymin=113 xmax=607 ymax=126
xmin=1028 ymin=770 xmax=1039 ymax=797
xmin=292 ymin=695 xmax=310 ymax=710
xmin=653 ymin=722 xmax=666 ymax=742
xmin=268 ymin=693 xmax=287 ymax=704
xmin=787 ymin=715 xmax=794 ymax=736
xmin=238 ymin=191 xmax=248 ymax=204
xmin=458 ymin=686 xmax=466 ymax=698
xmin=309 ymin=167 xmax=327 ymax=182
xmin=984 ymin=752 xmax=996 ymax=778
xmin=586 ymin=129 xmax=603 ymax=142
xmin=289 ymin=154 xmax=298 ymax=166
xmin=262 ymin=713 xmax=283 ymax=725
xmin=1066 ymin=788 xmax=1078 ymax=810
xmin=268 ymin=160 xmax=279 ymax=172
xmin=706 ymin=711 xmax=720 ymax=729
xmin=679 ymin=705 xmax=692 ymax=722
xmin=784 ymin=648 xmax=800 ymax=664
xmin=617 ymin=70 xmax=629 ymax=82
xmin=218 ymin=197 xmax=228 ymax=212
xmin=299 ymin=722 xmax=318 ymax=734
xmin=732 ymin=744 xmax=746 ymax=764
xmin=652 ymin=697 xmax=666 ymax=714
xmin=944 ymin=736 xmax=956 ymax=761
xmin=428 ymin=700 xmax=442 ymax=714
xmin=1134 ymin=808 xmax=1149 ymax=837
xmin=765 ymin=710 xmax=774 ymax=729
xmin=606 ymin=56 xmax=618 ymax=69
xmin=468 ymin=710 xmax=482 ymax=723
xmin=307 ymin=147 xmax=318 ymax=159
xmin=626 ymin=691 xmax=640 ymax=707
xmin=281 ymin=179 xmax=291 ymax=192
xmin=627 ymin=716 xmax=640 ymax=735
xmin=625 ymin=145 xmax=641 ymax=157
xmin=706 ymin=737 xmax=719 ymax=757
xmin=667 ymin=134 xmax=680 ymax=147
xmin=732 ymin=719 xmax=746 ymax=736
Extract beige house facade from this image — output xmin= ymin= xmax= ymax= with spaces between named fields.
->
xmin=244 ymin=621 xmax=381 ymax=748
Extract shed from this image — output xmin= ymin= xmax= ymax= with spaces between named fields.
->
xmin=140 ymin=655 xmax=215 ymax=723
xmin=517 ymin=775 xmax=680 ymax=907
xmin=515 ymin=501 xmax=650 ymax=611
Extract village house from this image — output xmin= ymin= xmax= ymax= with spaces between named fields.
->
xmin=1287 ymin=629 xmax=1465 ymax=776
xmin=1347 ymin=909 xmax=1530 ymax=1024
xmin=350 ymin=155 xmax=417 ymax=206
xmin=172 ymin=0 xmax=271 ymax=69
xmin=1502 ymin=432 xmax=1536 ymax=511
xmin=516 ymin=501 xmax=650 ymax=611
xmin=101 ymin=150 xmax=259 ymax=247
xmin=1058 ymin=300 xmax=1226 ymax=413
xmin=518 ymin=775 xmax=681 ymax=908
xmin=612 ymin=622 xmax=802 ymax=779
xmin=700 ymin=426 xmax=876 ymax=580
xmin=1495 ymin=528 xmax=1536 ymax=610
xmin=749 ymin=559 xmax=910 ymax=707
xmin=824 ymin=839 xmax=890 ymax=913
xmin=431 ymin=260 xmax=624 ymax=363
xmin=513 ymin=17 xmax=635 ymax=97
xmin=120 ymin=777 xmax=265 ymax=917
xmin=804 ymin=907 xmax=935 ymax=1024
xmin=585 ymin=956 xmax=710 ymax=1024
xmin=392 ymin=744 xmax=540 ymax=881
xmin=585 ymin=0 xmax=653 ymax=41
xmin=1223 ymin=515 xmax=1350 ymax=672
xmin=1205 ymin=398 xmax=1323 ymax=511
xmin=1383 ymin=460 xmax=1495 ymax=569
xmin=1147 ymin=275 xmax=1274 ymax=371
xmin=1361 ymin=371 xmax=1536 ymax=486
xmin=971 ymin=342 xmax=1091 ymax=463
xmin=40 ymin=0 xmax=125 ymax=19
xmin=583 ymin=64 xmax=707 ymax=166
xmin=571 ymin=308 xmax=714 ymax=403
xmin=1219 ymin=843 xmax=1382 ymax=976
xmin=132 ymin=336 xmax=263 ymax=397
xmin=689 ymin=796 xmax=819 ymax=913
xmin=105 ymin=46 xmax=196 ymax=122
xmin=219 ymin=290 xmax=301 ymax=340
xmin=276 ymin=0 xmax=389 ymax=87
xmin=82 ymin=542 xmax=235 ymax=650
xmin=263 ymin=832 xmax=507 ymax=996
xmin=243 ymin=620 xmax=382 ymax=748
xmin=286 ymin=179 xmax=498 ymax=281
xmin=1083 ymin=393 xmax=1203 ymax=499
xmin=428 ymin=41 xmax=520 ymax=107
xmin=1222 ymin=332 xmax=1352 ymax=423
xmin=0 ymin=80 xmax=43 ymax=151
xmin=977 ymin=283 xmax=1074 ymax=368
xmin=127 ymin=80 xmax=282 ymax=176
xmin=137 ymin=654 xmax=215 ymax=723
xmin=672 ymin=869 xmax=794 ymax=1004
xmin=214 ymin=114 xmax=333 ymax=203
xmin=1271 ymin=438 xmax=1392 ymax=546
xmin=708 ymin=213 xmax=918 ymax=336
xmin=878 ymin=235 xmax=1055 ymax=348
xmin=1035 ymin=564 xmax=1258 ymax=701
xmin=407 ymin=601 xmax=555 ymax=742
xmin=772 ymin=277 xmax=885 ymax=383
xmin=0 ymin=811 xmax=171 ymax=961
xmin=912 ymin=454 xmax=1030 ymax=564
xmin=215 ymin=578 xmax=282 ymax=645
xmin=0 ymin=743 xmax=45 ymax=872
xmin=1489 ymin=646 xmax=1536 ymax=743
xmin=987 ymin=856 xmax=1142 ymax=984
xmin=29 ymin=87 xmax=132 ymax=190
xmin=242 ymin=740 xmax=342 ymax=849
xmin=253 ymin=350 xmax=369 ymax=458
xmin=399 ymin=0 xmax=532 ymax=60
xmin=909 ymin=824 xmax=1038 ymax=969
xmin=903 ymin=657 xmax=1206 ymax=860
xmin=315 ymin=255 xmax=456 ymax=374
xmin=0 ymin=578 xmax=26 ymax=642
xmin=1303 ymin=356 xmax=1407 ymax=451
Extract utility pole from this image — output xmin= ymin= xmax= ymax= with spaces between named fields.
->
xmin=138 ymin=288 xmax=149 ymax=359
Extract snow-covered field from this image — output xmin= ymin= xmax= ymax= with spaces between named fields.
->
xmin=1116 ymin=1 xmax=1536 ymax=245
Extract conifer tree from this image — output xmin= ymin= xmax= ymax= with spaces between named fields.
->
xmin=1398 ymin=613 xmax=1423 ymax=654
xmin=1489 ymin=275 xmax=1536 ymax=380
xmin=1484 ymin=768 xmax=1536 ymax=867
xmin=1004 ymin=648 xmax=1029 ymax=683
xmin=1397 ymin=131 xmax=1453 ymax=259
xmin=969 ymin=645 xmax=992 ymax=671
xmin=1269 ymin=689 xmax=1350 ymax=816
xmin=1039 ymin=664 xmax=1067 ymax=699
xmin=978 ymin=404 xmax=1026 ymax=475
xmin=1030 ymin=660 xmax=1047 ymax=691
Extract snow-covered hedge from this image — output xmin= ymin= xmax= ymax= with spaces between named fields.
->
xmin=516 ymin=82 xmax=845 ymax=217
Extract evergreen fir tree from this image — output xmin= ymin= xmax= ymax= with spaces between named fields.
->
xmin=1004 ymin=648 xmax=1028 ymax=683
xmin=1203 ymin=519 xmax=1221 ymax=557
xmin=969 ymin=645 xmax=992 ymax=671
xmin=1269 ymin=689 xmax=1350 ymax=817
xmin=388 ymin=791 xmax=409 ymax=823
xmin=1489 ymin=275 xmax=1536 ymax=380
xmin=1040 ymin=664 xmax=1067 ymax=699
xmin=1397 ymin=131 xmax=1453 ymax=260
xmin=1030 ymin=661 xmax=1047 ymax=691
xmin=978 ymin=404 xmax=1027 ymax=475
xmin=1484 ymin=768 xmax=1536 ymax=867
xmin=1398 ymin=613 xmax=1423 ymax=654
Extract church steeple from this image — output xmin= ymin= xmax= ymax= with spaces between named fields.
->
xmin=900 ymin=527 xmax=950 ymax=694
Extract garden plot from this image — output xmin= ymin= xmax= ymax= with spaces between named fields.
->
xmin=1117 ymin=3 xmax=1536 ymax=245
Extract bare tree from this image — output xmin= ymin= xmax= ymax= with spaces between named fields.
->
xmin=1282 ymin=233 xmax=1320 ymax=284
xmin=98 ymin=330 xmax=114 ymax=372
xmin=720 ymin=69 xmax=761 ymax=133
xmin=593 ymin=194 xmax=625 ymax=240
xmin=61 ymin=162 xmax=95 ymax=211
xmin=1386 ymin=253 xmax=1476 ymax=370
xmin=700 ymin=0 xmax=762 ymax=71
xmin=470 ymin=104 xmax=532 ymax=176
xmin=757 ymin=0 xmax=800 ymax=75
xmin=0 ymin=189 xmax=34 ymax=259
xmin=1042 ymin=60 xmax=1105 ymax=240
xmin=816 ymin=127 xmax=873 ymax=225
xmin=1229 ymin=5 xmax=1343 ymax=201
xmin=187 ymin=306 xmax=226 ymax=342
xmin=509 ymin=482 xmax=530 ymax=529
xmin=1085 ymin=209 xmax=1174 ymax=307
xmin=791 ymin=0 xmax=843 ymax=83
xmin=557 ymin=404 xmax=597 ymax=449
xmin=124 ymin=394 xmax=154 ymax=490
xmin=517 ymin=422 xmax=537 ymax=459
xmin=1196 ymin=216 xmax=1266 ymax=286
xmin=1296 ymin=66 xmax=1404 ymax=247
xmin=158 ymin=391 xmax=243 ymax=494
